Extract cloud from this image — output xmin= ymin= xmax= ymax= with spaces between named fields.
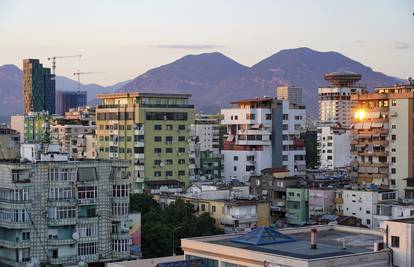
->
xmin=149 ymin=44 xmax=224 ymax=50
xmin=393 ymin=41 xmax=410 ymax=50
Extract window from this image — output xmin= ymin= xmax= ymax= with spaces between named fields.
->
xmin=112 ymin=239 xmax=129 ymax=252
xmin=212 ymin=206 xmax=216 ymax=214
xmin=392 ymin=135 xmax=396 ymax=141
xmin=391 ymin=236 xmax=400 ymax=248
xmin=392 ymin=157 xmax=396 ymax=163
xmin=165 ymin=136 xmax=173 ymax=144
xmin=78 ymin=242 xmax=98 ymax=256
xmin=233 ymin=156 xmax=238 ymax=161
xmin=178 ymin=147 xmax=185 ymax=153
xmin=166 ymin=171 xmax=173 ymax=177
xmin=166 ymin=159 xmax=173 ymax=165
xmin=22 ymin=231 xmax=30 ymax=240
xmin=112 ymin=185 xmax=128 ymax=197
xmin=178 ymin=170 xmax=185 ymax=176
xmin=391 ymin=168 xmax=396 ymax=174
xmin=391 ymin=100 xmax=397 ymax=106
xmin=78 ymin=186 xmax=97 ymax=201
xmin=391 ymin=179 xmax=396 ymax=186
xmin=366 ymin=210 xmax=371 ymax=214
xmin=201 ymin=204 xmax=205 ymax=211
xmin=79 ymin=223 xmax=98 ymax=237
xmin=366 ymin=219 xmax=371 ymax=225
xmin=166 ymin=148 xmax=173 ymax=153
xmin=166 ymin=125 xmax=173 ymax=130
xmin=178 ymin=125 xmax=186 ymax=131
xmin=178 ymin=136 xmax=186 ymax=142
xmin=392 ymin=125 xmax=396 ymax=129
xmin=246 ymin=113 xmax=255 ymax=120
xmin=265 ymin=114 xmax=272 ymax=120
xmin=154 ymin=125 xmax=162 ymax=130
xmin=154 ymin=171 xmax=161 ymax=177
xmin=112 ymin=203 xmax=129 ymax=216
xmin=154 ymin=136 xmax=162 ymax=142
xmin=154 ymin=148 xmax=162 ymax=153
xmin=233 ymin=166 xmax=237 ymax=171
xmin=178 ymin=159 xmax=185 ymax=165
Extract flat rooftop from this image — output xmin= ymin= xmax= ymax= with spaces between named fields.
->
xmin=194 ymin=226 xmax=383 ymax=260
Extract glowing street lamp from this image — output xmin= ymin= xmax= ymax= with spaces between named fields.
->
xmin=355 ymin=109 xmax=365 ymax=121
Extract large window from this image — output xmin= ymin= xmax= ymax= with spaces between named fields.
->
xmin=48 ymin=168 xmax=77 ymax=182
xmin=49 ymin=187 xmax=74 ymax=200
xmin=112 ymin=185 xmax=129 ymax=197
xmin=78 ymin=186 xmax=97 ymax=200
xmin=112 ymin=239 xmax=129 ymax=252
xmin=391 ymin=236 xmax=400 ymax=248
xmin=78 ymin=242 xmax=98 ymax=256
xmin=78 ymin=223 xmax=98 ymax=237
xmin=112 ymin=203 xmax=129 ymax=216
xmin=146 ymin=112 xmax=188 ymax=121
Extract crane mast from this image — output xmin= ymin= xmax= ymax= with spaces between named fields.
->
xmin=47 ymin=54 xmax=82 ymax=75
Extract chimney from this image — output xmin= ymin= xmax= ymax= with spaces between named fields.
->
xmin=310 ymin=228 xmax=317 ymax=249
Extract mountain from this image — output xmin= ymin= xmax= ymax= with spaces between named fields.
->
xmin=0 ymin=64 xmax=130 ymax=117
xmin=120 ymin=48 xmax=401 ymax=115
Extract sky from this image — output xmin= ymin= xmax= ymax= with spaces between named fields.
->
xmin=0 ymin=0 xmax=413 ymax=86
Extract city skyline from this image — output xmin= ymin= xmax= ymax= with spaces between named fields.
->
xmin=0 ymin=0 xmax=413 ymax=85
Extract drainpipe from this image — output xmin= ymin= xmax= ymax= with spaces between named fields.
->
xmin=310 ymin=228 xmax=317 ymax=249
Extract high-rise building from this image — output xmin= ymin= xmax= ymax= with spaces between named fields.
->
xmin=96 ymin=92 xmax=195 ymax=192
xmin=23 ymin=59 xmax=55 ymax=115
xmin=350 ymin=83 xmax=414 ymax=198
xmin=56 ymin=91 xmax=87 ymax=115
xmin=193 ymin=114 xmax=224 ymax=179
xmin=0 ymin=144 xmax=132 ymax=266
xmin=221 ymin=97 xmax=306 ymax=183
xmin=317 ymin=124 xmax=351 ymax=169
xmin=276 ymin=86 xmax=303 ymax=105
xmin=318 ymin=71 xmax=366 ymax=128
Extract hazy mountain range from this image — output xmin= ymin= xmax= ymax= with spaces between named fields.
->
xmin=0 ymin=47 xmax=402 ymax=119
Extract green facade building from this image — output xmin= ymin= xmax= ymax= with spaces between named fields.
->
xmin=24 ymin=112 xmax=53 ymax=143
xmin=286 ymin=187 xmax=309 ymax=225
xmin=96 ymin=92 xmax=195 ymax=192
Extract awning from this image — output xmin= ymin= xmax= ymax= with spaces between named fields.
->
xmin=362 ymin=122 xmax=372 ymax=129
xmin=372 ymin=122 xmax=383 ymax=128
xmin=354 ymin=123 xmax=363 ymax=129
xmin=227 ymin=135 xmax=235 ymax=141
xmin=367 ymin=112 xmax=381 ymax=119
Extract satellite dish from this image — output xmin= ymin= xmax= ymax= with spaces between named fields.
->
xmin=160 ymin=162 xmax=165 ymax=167
xmin=72 ymin=232 xmax=80 ymax=240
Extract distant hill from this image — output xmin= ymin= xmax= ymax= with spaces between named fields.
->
xmin=0 ymin=48 xmax=402 ymax=117
xmin=0 ymin=64 xmax=130 ymax=116
xmin=120 ymin=48 xmax=401 ymax=115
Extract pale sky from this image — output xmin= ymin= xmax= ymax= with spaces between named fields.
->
xmin=0 ymin=0 xmax=413 ymax=85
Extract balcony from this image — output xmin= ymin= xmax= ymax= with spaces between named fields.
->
xmin=48 ymin=218 xmax=77 ymax=226
xmin=0 ymin=221 xmax=30 ymax=229
xmin=111 ymin=233 xmax=130 ymax=240
xmin=134 ymin=141 xmax=145 ymax=147
xmin=0 ymin=239 xmax=30 ymax=249
xmin=78 ymin=198 xmax=97 ymax=206
xmin=135 ymin=165 xmax=145 ymax=171
xmin=134 ymin=153 xmax=145 ymax=159
xmin=134 ymin=129 xmax=145 ymax=135
xmin=48 ymin=238 xmax=77 ymax=246
xmin=335 ymin=197 xmax=343 ymax=204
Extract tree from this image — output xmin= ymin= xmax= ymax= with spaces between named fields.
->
xmin=140 ymin=198 xmax=223 ymax=258
xmin=130 ymin=193 xmax=159 ymax=215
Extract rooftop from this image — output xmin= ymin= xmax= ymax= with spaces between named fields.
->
xmin=230 ymin=97 xmax=273 ymax=105
xmin=185 ymin=225 xmax=383 ymax=261
xmin=96 ymin=92 xmax=192 ymax=99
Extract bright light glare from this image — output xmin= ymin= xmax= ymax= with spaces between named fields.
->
xmin=355 ymin=109 xmax=365 ymax=121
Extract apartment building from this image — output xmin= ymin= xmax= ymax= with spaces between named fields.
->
xmin=193 ymin=114 xmax=223 ymax=179
xmin=0 ymin=145 xmax=132 ymax=266
xmin=96 ymin=92 xmax=195 ymax=192
xmin=276 ymin=86 xmax=303 ymax=105
xmin=340 ymin=189 xmax=398 ymax=228
xmin=55 ymin=90 xmax=87 ymax=115
xmin=0 ymin=126 xmax=20 ymax=160
xmin=23 ymin=59 xmax=55 ymax=115
xmin=375 ymin=201 xmax=414 ymax=228
xmin=319 ymin=71 xmax=366 ymax=128
xmin=50 ymin=124 xmax=95 ymax=159
xmin=317 ymin=125 xmax=351 ymax=169
xmin=221 ymin=97 xmax=306 ymax=183
xmin=350 ymin=83 xmax=414 ymax=197
xmin=286 ymin=187 xmax=309 ymax=225
xmin=308 ymin=188 xmax=336 ymax=220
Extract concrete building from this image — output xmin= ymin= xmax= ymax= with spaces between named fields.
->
xmin=286 ymin=187 xmax=309 ymax=225
xmin=22 ymin=112 xmax=53 ymax=143
xmin=55 ymin=91 xmax=87 ymax=115
xmin=374 ymin=201 xmax=414 ymax=229
xmin=23 ymin=59 xmax=55 ymax=115
xmin=308 ymin=188 xmax=336 ymax=220
xmin=64 ymin=106 xmax=96 ymax=126
xmin=383 ymin=218 xmax=414 ymax=267
xmin=193 ymin=114 xmax=223 ymax=179
xmin=50 ymin=124 xmax=95 ymax=160
xmin=157 ymin=193 xmax=270 ymax=234
xmin=351 ymin=83 xmax=414 ymax=198
xmin=317 ymin=125 xmax=351 ymax=169
xmin=221 ymin=97 xmax=306 ymax=182
xmin=249 ymin=168 xmax=302 ymax=221
xmin=277 ymin=85 xmax=303 ymax=105
xmin=180 ymin=225 xmax=390 ymax=267
xmin=0 ymin=126 xmax=20 ymax=160
xmin=0 ymin=144 xmax=132 ymax=266
xmin=319 ymin=71 xmax=366 ymax=128
xmin=10 ymin=115 xmax=25 ymax=142
xmin=96 ymin=92 xmax=195 ymax=192
xmin=340 ymin=189 xmax=398 ymax=228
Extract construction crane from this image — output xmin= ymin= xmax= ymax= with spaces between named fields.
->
xmin=47 ymin=54 xmax=82 ymax=75
xmin=73 ymin=71 xmax=104 ymax=91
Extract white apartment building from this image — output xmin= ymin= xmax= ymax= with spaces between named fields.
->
xmin=319 ymin=71 xmax=365 ymax=128
xmin=341 ymin=189 xmax=398 ymax=228
xmin=50 ymin=124 xmax=95 ymax=159
xmin=317 ymin=125 xmax=351 ymax=169
xmin=194 ymin=114 xmax=221 ymax=153
xmin=221 ymin=97 xmax=306 ymax=183
xmin=374 ymin=202 xmax=414 ymax=229
xmin=276 ymin=86 xmax=303 ymax=105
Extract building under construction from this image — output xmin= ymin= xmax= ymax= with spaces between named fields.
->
xmin=0 ymin=144 xmax=132 ymax=266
